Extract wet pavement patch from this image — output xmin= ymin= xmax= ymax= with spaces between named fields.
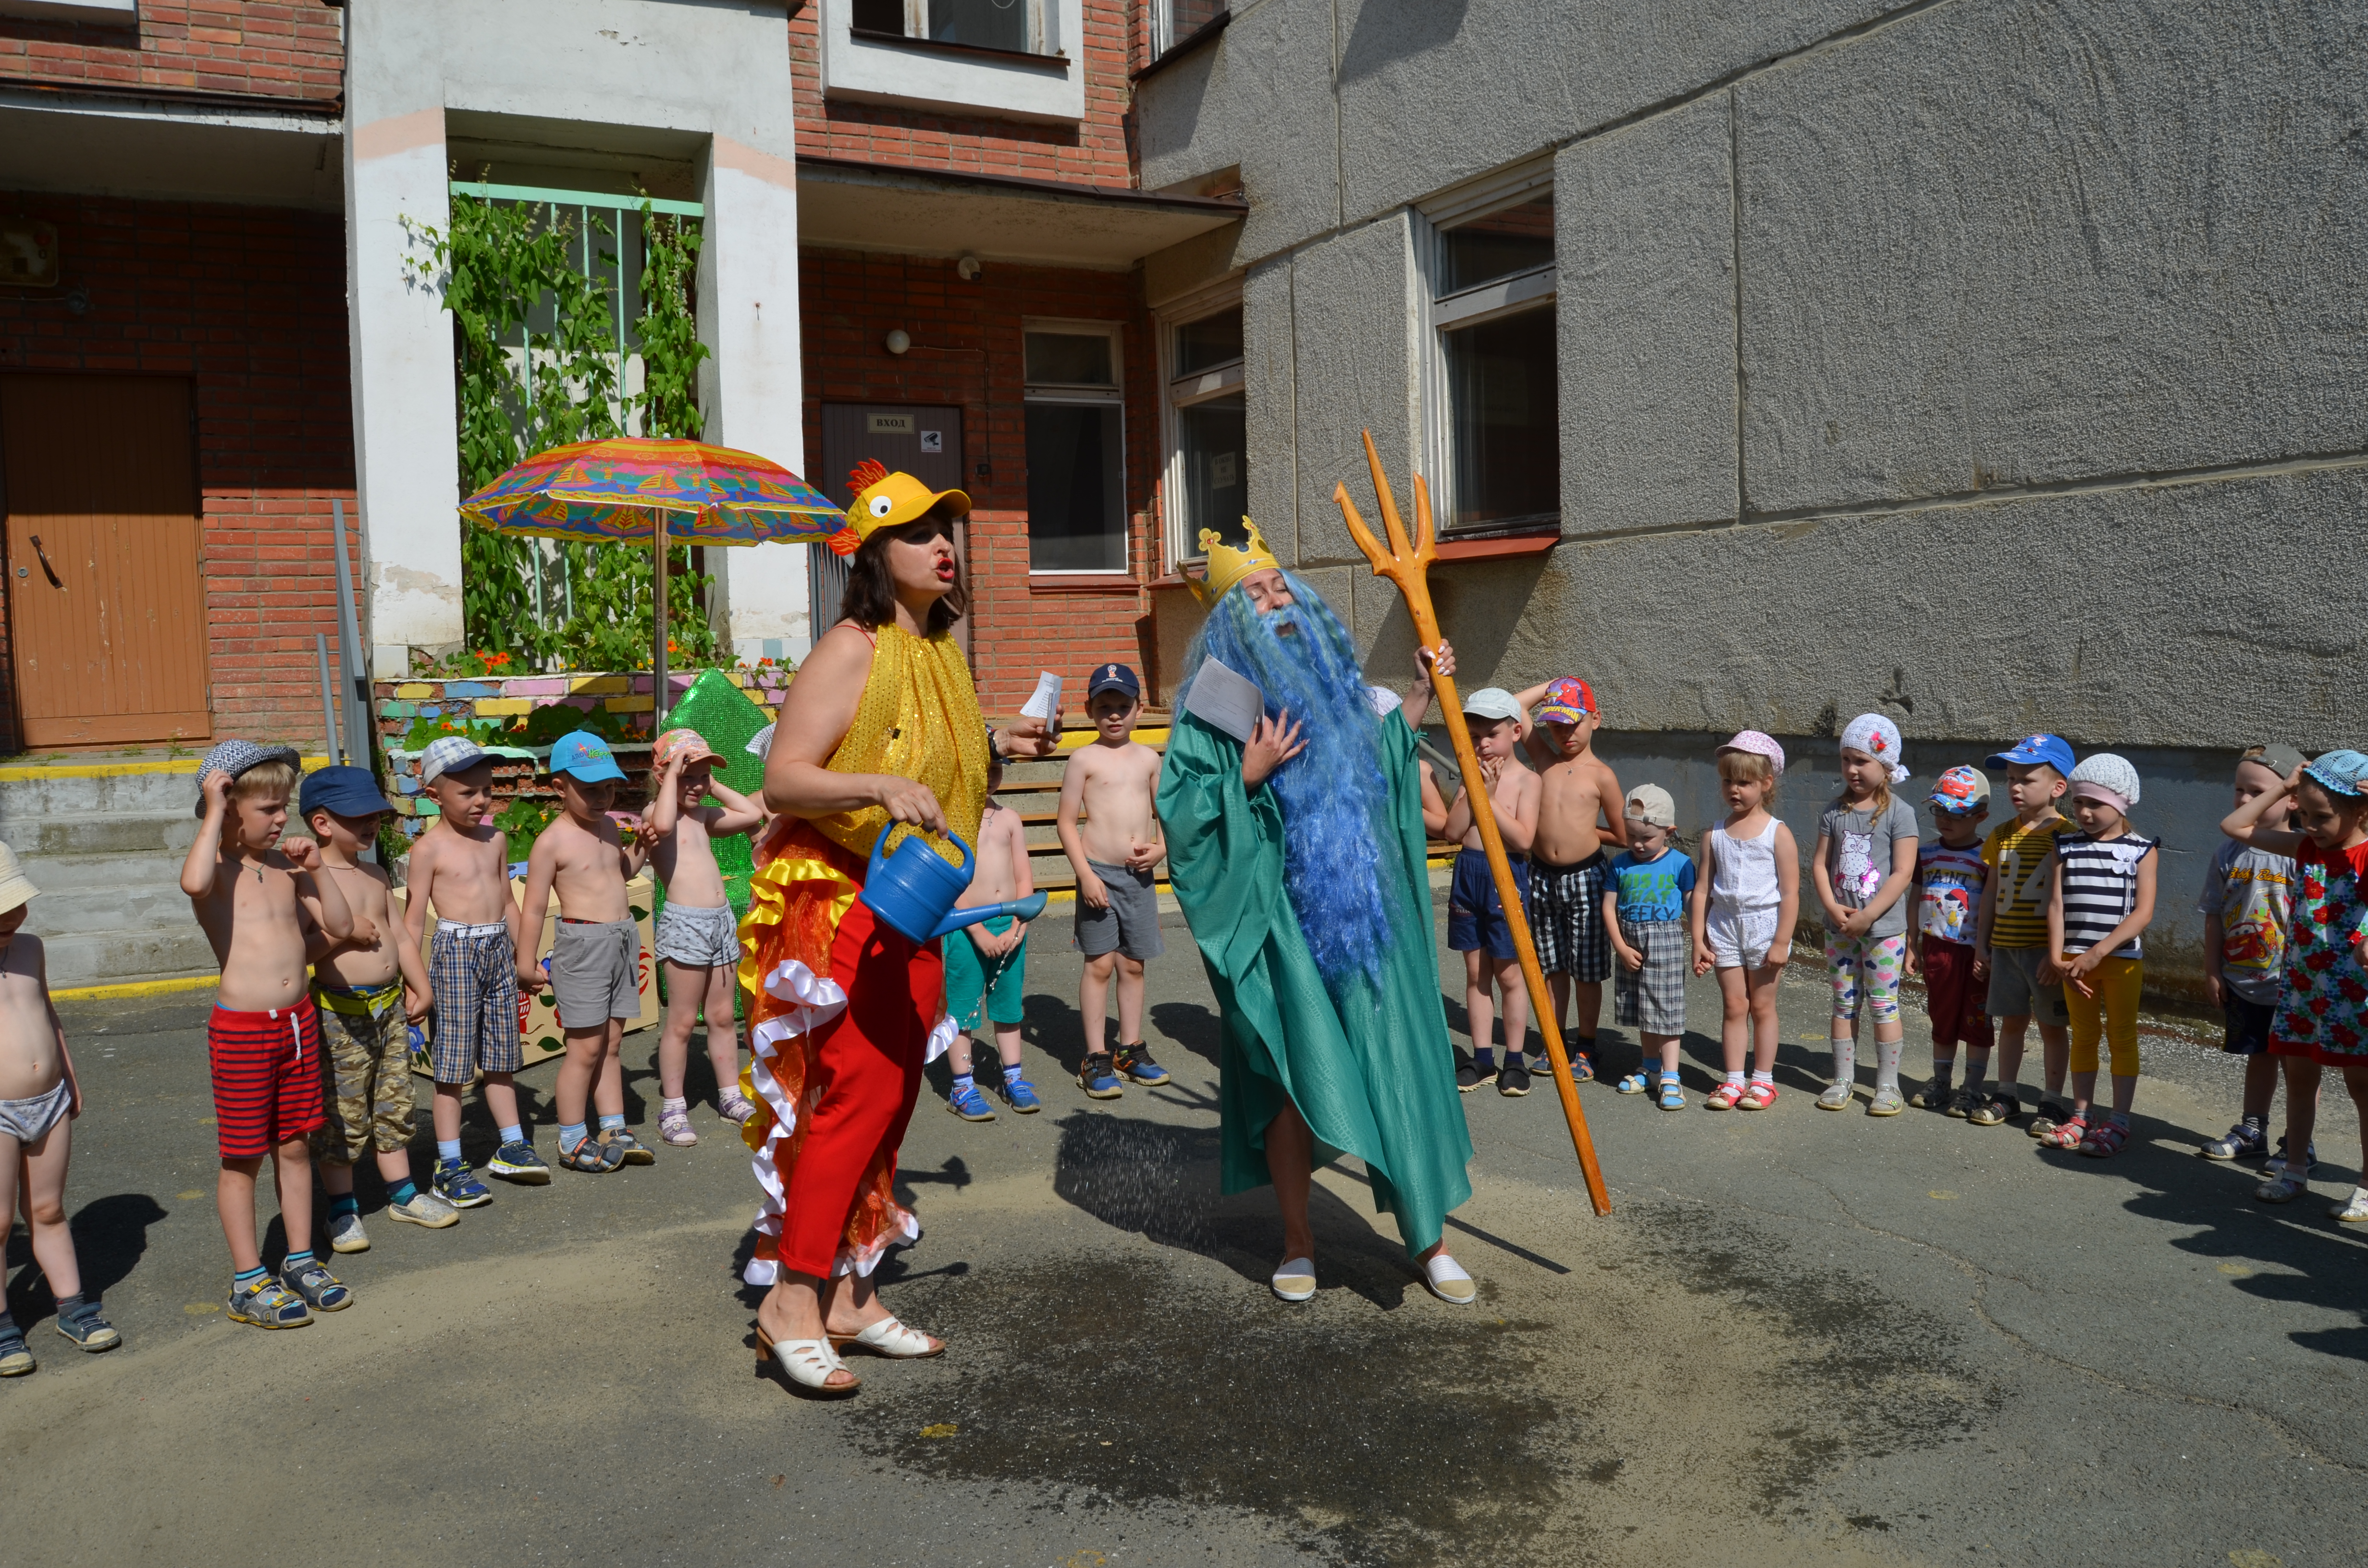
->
xmin=855 ymin=1254 xmax=1586 ymax=1567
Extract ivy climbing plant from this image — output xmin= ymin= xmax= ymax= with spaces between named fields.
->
xmin=406 ymin=193 xmax=718 ymax=670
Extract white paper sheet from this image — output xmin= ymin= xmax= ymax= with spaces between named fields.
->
xmin=1019 ymin=671 xmax=1062 ymax=722
xmin=1181 ymin=656 xmax=1265 ymax=744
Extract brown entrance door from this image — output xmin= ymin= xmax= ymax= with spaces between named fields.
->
xmin=817 ymin=404 xmax=967 ymax=657
xmin=0 ymin=375 xmax=210 ymax=747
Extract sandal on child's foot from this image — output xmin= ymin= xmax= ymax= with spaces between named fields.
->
xmin=1867 ymin=1086 xmax=1906 ymax=1117
xmin=717 ymin=1090 xmax=759 ymax=1126
xmin=1908 ymin=1078 xmax=1953 ymax=1111
xmin=2255 ymin=1163 xmax=2307 ymax=1204
xmin=1966 ymin=1092 xmax=2020 ymax=1128
xmin=2076 ymin=1120 xmax=2129 ymax=1157
xmin=1739 ymin=1080 xmax=1778 ymax=1111
xmin=1704 ymin=1081 xmax=1746 ymax=1111
xmin=1944 ymin=1086 xmax=1983 ymax=1120
xmin=557 ymin=1138 xmax=612 ymax=1175
xmin=1816 ymin=1083 xmax=1854 ymax=1111
xmin=1570 ymin=1054 xmax=1595 ymax=1084
xmin=282 ymin=1256 xmax=352 ymax=1312
xmin=1657 ymin=1078 xmax=1687 ymax=1111
xmin=1614 ymin=1071 xmax=1651 ymax=1095
xmin=2040 ymin=1113 xmax=2089 ymax=1151
xmin=604 ymin=1129 xmax=655 ymax=1166
xmin=660 ymin=1106 xmax=698 ymax=1146
xmin=2028 ymin=1100 xmax=2072 ymax=1140
xmin=2331 ymin=1187 xmax=2368 ymax=1223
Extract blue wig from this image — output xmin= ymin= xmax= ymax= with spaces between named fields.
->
xmin=1180 ymin=572 xmax=1394 ymax=995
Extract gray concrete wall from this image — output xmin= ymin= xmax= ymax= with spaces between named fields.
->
xmin=1135 ymin=0 xmax=2368 ymax=995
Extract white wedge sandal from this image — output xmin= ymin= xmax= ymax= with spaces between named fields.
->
xmin=828 ymin=1316 xmax=945 ymax=1359
xmin=757 ymin=1324 xmax=860 ymax=1396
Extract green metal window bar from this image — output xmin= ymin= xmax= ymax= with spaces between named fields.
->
xmin=448 ymin=181 xmax=706 ymax=628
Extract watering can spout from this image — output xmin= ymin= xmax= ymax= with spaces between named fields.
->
xmin=927 ymin=890 xmax=1050 ymax=941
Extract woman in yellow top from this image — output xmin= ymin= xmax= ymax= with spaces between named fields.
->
xmin=740 ymin=463 xmax=1054 ymax=1398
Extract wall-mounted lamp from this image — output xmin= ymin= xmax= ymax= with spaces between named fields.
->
xmin=883 ymin=328 xmax=910 ymax=355
xmin=955 ymin=254 xmax=981 ymax=282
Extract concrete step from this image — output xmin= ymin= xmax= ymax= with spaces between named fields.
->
xmin=0 ymin=764 xmax=207 ymax=821
xmin=6 ymin=810 xmax=201 ymax=860
xmin=23 ymin=879 xmax=194 ymax=939
xmin=13 ymin=848 xmax=188 ymax=898
xmin=38 ymin=925 xmax=216 ymax=991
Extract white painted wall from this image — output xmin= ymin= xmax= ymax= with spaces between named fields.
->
xmin=342 ymin=0 xmax=808 ymax=670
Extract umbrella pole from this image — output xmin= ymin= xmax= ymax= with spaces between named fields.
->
xmin=652 ymin=510 xmax=669 ymax=727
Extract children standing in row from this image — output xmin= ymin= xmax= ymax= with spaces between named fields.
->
xmin=1515 ymin=677 xmax=1626 ymax=1083
xmin=1693 ymin=733 xmax=1798 ymax=1110
xmin=1603 ymin=785 xmax=1693 ymax=1109
xmin=1905 ymin=767 xmax=1995 ymax=1114
xmin=645 ymin=729 xmax=764 ymax=1146
xmin=2195 ymin=746 xmax=2304 ymax=1163
xmin=1059 ymin=663 xmax=1170 ymax=1099
xmin=0 ymin=844 xmax=118 ymax=1372
xmin=1443 ymin=687 xmax=1539 ymax=1093
xmin=1811 ymin=716 xmax=1922 ymax=1116
xmin=2038 ymin=754 xmax=2159 ymax=1155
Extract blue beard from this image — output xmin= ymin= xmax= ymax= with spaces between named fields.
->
xmin=1181 ymin=575 xmax=1394 ymax=995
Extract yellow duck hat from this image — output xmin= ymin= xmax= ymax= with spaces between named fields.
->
xmin=831 ymin=460 xmax=972 ymax=556
xmin=1187 ymin=516 xmax=1283 ymax=605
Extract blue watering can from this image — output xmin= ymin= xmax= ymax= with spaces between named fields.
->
xmin=862 ymin=827 xmax=1050 ymax=944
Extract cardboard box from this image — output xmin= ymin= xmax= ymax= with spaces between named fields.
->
xmin=394 ymin=872 xmax=659 ymax=1078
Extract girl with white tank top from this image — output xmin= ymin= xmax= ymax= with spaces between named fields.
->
xmin=1692 ymin=735 xmax=1801 ymax=1111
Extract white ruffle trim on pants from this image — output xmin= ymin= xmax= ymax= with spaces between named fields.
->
xmin=742 ymin=959 xmax=848 ymax=1287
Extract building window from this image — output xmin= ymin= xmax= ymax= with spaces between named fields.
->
xmin=1024 ymin=324 xmax=1127 ymax=573
xmin=852 ymin=0 xmax=1054 ymax=55
xmin=1160 ymin=300 xmax=1245 ymax=566
xmin=1154 ymin=0 xmax=1227 ymax=52
xmin=1426 ymin=180 xmax=1559 ymax=535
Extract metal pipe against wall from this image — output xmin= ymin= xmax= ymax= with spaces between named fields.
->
xmin=315 ymin=632 xmax=342 ymax=764
xmin=331 ymin=499 xmax=370 ymax=766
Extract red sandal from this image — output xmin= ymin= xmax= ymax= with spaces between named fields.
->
xmin=1705 ymin=1081 xmax=1746 ymax=1111
xmin=2076 ymin=1120 xmax=2128 ymax=1157
xmin=1739 ymin=1080 xmax=1779 ymax=1111
xmin=2041 ymin=1113 xmax=2089 ymax=1150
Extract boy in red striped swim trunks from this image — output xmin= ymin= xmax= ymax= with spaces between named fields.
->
xmin=182 ymin=740 xmax=359 ymax=1329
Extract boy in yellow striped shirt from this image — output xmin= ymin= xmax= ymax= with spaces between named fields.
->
xmin=1968 ymin=735 xmax=2074 ymax=1132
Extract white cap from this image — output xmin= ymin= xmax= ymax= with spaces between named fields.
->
xmin=1623 ymin=783 xmax=1676 ymax=829
xmin=1461 ymin=686 xmax=1523 ymax=723
xmin=2069 ymin=752 xmax=2141 ymax=808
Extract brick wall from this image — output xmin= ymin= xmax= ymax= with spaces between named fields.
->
xmin=802 ymin=247 xmax=1163 ymax=714
xmin=0 ymin=190 xmax=357 ymax=751
xmin=789 ymin=2 xmax=1136 ymax=186
xmin=0 ymin=0 xmax=343 ymax=102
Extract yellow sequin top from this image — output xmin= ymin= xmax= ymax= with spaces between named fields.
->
xmin=812 ymin=624 xmax=990 ymax=866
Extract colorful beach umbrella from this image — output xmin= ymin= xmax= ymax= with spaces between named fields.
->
xmin=460 ymin=437 xmax=848 ymax=700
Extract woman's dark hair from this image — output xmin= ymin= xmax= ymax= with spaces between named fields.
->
xmin=837 ymin=509 xmax=966 ymax=636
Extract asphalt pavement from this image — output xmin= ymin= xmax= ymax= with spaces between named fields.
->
xmin=5 ymin=902 xmax=2365 ymax=1568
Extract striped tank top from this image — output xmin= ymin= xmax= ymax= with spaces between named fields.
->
xmin=2054 ymin=831 xmax=2158 ymax=959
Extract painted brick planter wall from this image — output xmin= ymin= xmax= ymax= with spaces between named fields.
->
xmin=0 ymin=189 xmax=358 ymax=752
xmin=0 ymin=0 xmax=345 ymax=104
xmin=801 ymin=248 xmax=1163 ymax=713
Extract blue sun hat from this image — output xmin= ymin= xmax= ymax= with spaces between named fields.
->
xmin=2304 ymin=749 xmax=2368 ymax=799
xmin=549 ymin=730 xmax=627 ymax=784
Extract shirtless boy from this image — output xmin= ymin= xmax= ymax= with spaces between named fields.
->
xmin=1443 ymin=688 xmax=1542 ymax=1093
xmin=944 ymin=751 xmax=1040 ymax=1121
xmin=1058 ymin=662 xmax=1170 ymax=1099
xmin=181 ymin=740 xmax=357 ymax=1328
xmin=300 ymin=766 xmax=453 ymax=1252
xmin=645 ymin=728 xmax=765 ymax=1146
xmin=0 ymin=842 xmax=118 ymax=1374
xmin=517 ymin=731 xmax=650 ymax=1173
xmin=1510 ymin=676 xmax=1627 ymax=1082
xmin=403 ymin=736 xmax=543 ymax=1206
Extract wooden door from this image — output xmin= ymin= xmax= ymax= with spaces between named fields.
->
xmin=817 ymin=404 xmax=969 ymax=659
xmin=0 ymin=376 xmax=210 ymax=747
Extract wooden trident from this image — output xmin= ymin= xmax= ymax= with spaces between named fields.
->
xmin=1335 ymin=431 xmax=1611 ymax=1216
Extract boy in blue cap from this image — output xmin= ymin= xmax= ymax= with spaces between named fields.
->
xmin=1969 ymin=735 xmax=2074 ymax=1132
xmin=517 ymin=731 xmax=650 ymax=1172
xmin=1057 ymin=662 xmax=1169 ymax=1098
xmin=300 ymin=765 xmax=456 ymax=1249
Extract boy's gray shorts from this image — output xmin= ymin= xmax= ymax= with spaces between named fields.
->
xmin=551 ymin=917 xmax=642 ymax=1029
xmin=654 ymin=900 xmax=740 ymax=968
xmin=1986 ymin=944 xmax=2070 ymax=1025
xmin=1075 ymin=859 xmax=1164 ymax=961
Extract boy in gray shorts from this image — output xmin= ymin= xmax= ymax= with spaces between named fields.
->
xmin=517 ymin=731 xmax=650 ymax=1173
xmin=645 ymin=727 xmax=764 ymax=1146
xmin=1057 ymin=663 xmax=1170 ymax=1099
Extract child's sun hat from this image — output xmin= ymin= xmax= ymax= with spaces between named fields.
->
xmin=1623 ymin=783 xmax=1676 ymax=829
xmin=652 ymin=727 xmax=719 ymax=773
xmin=2304 ymin=749 xmax=2368 ymax=799
xmin=2069 ymin=752 xmax=2141 ymax=814
xmin=1926 ymin=765 xmax=1990 ymax=816
xmin=1534 ymin=677 xmax=1597 ymax=726
xmin=1717 ymin=730 xmax=1786 ymax=775
xmin=0 ymin=841 xmax=41 ymax=915
xmin=419 ymin=735 xmax=490 ymax=785
xmin=1462 ymin=687 xmax=1523 ymax=723
xmin=1839 ymin=713 xmax=1910 ymax=784
xmin=550 ymin=730 xmax=628 ymax=784
xmin=193 ymin=738 xmax=303 ymax=816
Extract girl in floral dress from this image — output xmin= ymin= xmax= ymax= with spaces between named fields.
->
xmin=2221 ymin=750 xmax=2368 ymax=1218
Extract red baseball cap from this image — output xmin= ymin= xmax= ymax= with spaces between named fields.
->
xmin=1534 ymin=677 xmax=1596 ymax=724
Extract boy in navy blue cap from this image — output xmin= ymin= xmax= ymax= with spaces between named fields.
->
xmin=299 ymin=765 xmax=455 ymax=1250
xmin=1057 ymin=662 xmax=1169 ymax=1098
xmin=517 ymin=731 xmax=650 ymax=1172
xmin=1968 ymin=735 xmax=2075 ymax=1132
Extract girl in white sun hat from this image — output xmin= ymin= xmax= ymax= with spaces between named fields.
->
xmin=2040 ymin=752 xmax=2158 ymax=1158
xmin=1811 ymin=715 xmax=1923 ymax=1117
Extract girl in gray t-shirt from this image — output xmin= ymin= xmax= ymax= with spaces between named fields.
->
xmin=1812 ymin=714 xmax=1923 ymax=1115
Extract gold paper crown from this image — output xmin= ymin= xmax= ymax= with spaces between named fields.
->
xmin=1188 ymin=516 xmax=1282 ymax=605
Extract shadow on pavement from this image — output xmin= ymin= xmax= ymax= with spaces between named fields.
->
xmin=6 ymin=1190 xmax=168 ymax=1323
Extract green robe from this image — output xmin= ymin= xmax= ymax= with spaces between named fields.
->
xmin=1157 ymin=706 xmax=1473 ymax=1259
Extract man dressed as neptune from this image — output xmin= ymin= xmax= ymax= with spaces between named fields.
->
xmin=1156 ymin=520 xmax=1480 ymax=1305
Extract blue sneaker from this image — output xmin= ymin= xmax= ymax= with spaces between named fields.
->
xmin=1002 ymin=1075 xmax=1043 ymax=1114
xmin=487 ymin=1140 xmax=551 ymax=1185
xmin=1077 ymin=1052 xmax=1125 ymax=1099
xmin=1114 ymin=1044 xmax=1170 ymax=1086
xmin=432 ymin=1158 xmax=493 ymax=1209
xmin=946 ymin=1082 xmax=997 ymax=1122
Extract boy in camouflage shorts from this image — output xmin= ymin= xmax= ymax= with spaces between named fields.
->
xmin=300 ymin=767 xmax=458 ymax=1250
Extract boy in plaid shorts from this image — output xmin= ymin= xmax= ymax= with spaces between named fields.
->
xmin=1514 ymin=676 xmax=1627 ymax=1083
xmin=300 ymin=766 xmax=456 ymax=1251
xmin=402 ymin=737 xmax=544 ymax=1208
xmin=1605 ymin=785 xmax=1697 ymax=1109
